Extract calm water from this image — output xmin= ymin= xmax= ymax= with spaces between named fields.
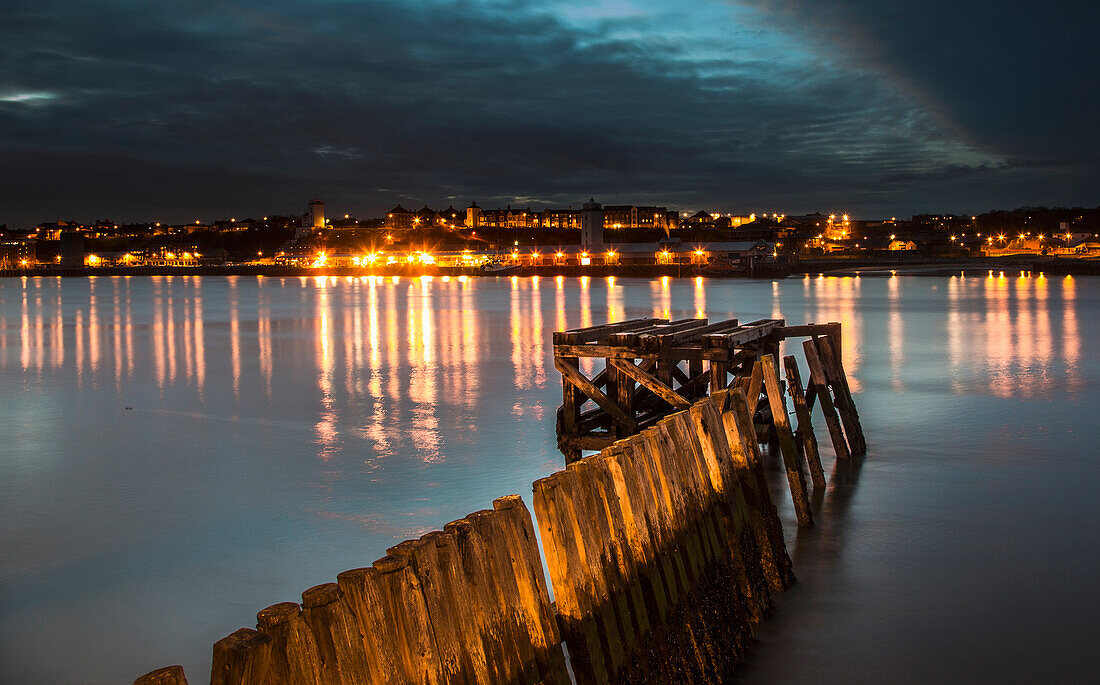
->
xmin=0 ymin=273 xmax=1097 ymax=683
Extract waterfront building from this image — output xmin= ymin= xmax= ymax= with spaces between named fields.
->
xmin=540 ymin=208 xmax=580 ymax=229
xmin=603 ymin=205 xmax=673 ymax=230
xmin=465 ymin=202 xmax=481 ymax=228
xmin=581 ymin=199 xmax=604 ymax=249
xmin=0 ymin=238 xmax=35 ymax=269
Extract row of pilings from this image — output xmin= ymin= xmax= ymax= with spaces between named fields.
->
xmin=136 ymin=387 xmax=802 ymax=684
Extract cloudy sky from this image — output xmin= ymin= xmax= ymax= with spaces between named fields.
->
xmin=1 ymin=0 xmax=1096 ymax=226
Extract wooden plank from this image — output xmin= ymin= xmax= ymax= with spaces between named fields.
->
xmin=802 ymin=340 xmax=850 ymax=461
xmin=554 ymin=318 xmax=665 ymax=345
xmin=761 ymin=355 xmax=813 ymax=527
xmin=609 ymin=358 xmax=692 ymax=410
xmin=554 ymin=358 xmax=636 ymax=430
xmin=608 ymin=318 xmax=704 ymax=346
xmin=702 ymin=319 xmax=784 ymax=349
xmin=638 ymin=318 xmax=741 ymax=350
xmin=783 ymin=355 xmax=825 ymax=489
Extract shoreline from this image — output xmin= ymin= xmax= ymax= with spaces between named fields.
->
xmin=3 ymin=255 xmax=1099 ymax=279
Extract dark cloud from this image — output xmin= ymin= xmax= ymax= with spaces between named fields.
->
xmin=0 ymin=0 xmax=1095 ymax=227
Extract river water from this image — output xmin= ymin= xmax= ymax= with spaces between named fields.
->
xmin=0 ymin=273 xmax=1097 ymax=683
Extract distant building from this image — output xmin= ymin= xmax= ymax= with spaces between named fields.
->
xmin=466 ymin=202 xmax=481 ymax=228
xmin=308 ymin=197 xmax=325 ymax=229
xmin=541 ymin=208 xmax=580 ymax=229
xmin=602 ymin=205 xmax=672 ymax=231
xmin=581 ymin=199 xmax=604 ymax=249
xmin=686 ymin=210 xmax=716 ymax=228
xmin=386 ymin=205 xmax=415 ymax=230
xmin=0 ymin=238 xmax=35 ymax=269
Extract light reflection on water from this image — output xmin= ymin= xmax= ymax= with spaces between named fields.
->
xmin=1 ymin=274 xmax=1098 ymax=684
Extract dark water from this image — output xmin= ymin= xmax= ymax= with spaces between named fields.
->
xmin=0 ymin=273 xmax=1097 ymax=683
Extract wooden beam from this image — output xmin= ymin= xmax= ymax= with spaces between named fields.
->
xmin=813 ymin=335 xmax=866 ymax=455
xmin=761 ymin=355 xmax=813 ymax=527
xmin=703 ymin=319 xmax=784 ymax=350
xmin=746 ymin=360 xmax=764 ymax=410
xmin=608 ymin=318 xmax=704 ymax=346
xmin=553 ymin=344 xmax=708 ymax=362
xmin=670 ymin=362 xmax=691 ymax=387
xmin=609 ymin=358 xmax=692 ymax=410
xmin=773 ymin=323 xmax=836 ymax=339
xmin=639 ymin=318 xmax=741 ymax=350
xmin=783 ymin=355 xmax=825 ymax=489
xmin=554 ymin=358 xmax=636 ymax=430
xmin=802 ymin=339 xmax=850 ymax=461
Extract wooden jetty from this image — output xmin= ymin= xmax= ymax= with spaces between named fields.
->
xmin=555 ymin=318 xmax=865 ymax=523
xmin=135 ymin=320 xmax=866 ymax=685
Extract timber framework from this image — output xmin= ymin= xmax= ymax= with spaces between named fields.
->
xmin=555 ymin=316 xmax=866 ymax=527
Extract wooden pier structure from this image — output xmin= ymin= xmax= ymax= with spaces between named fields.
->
xmin=556 ymin=317 xmax=865 ymax=527
xmin=135 ymin=320 xmax=866 ymax=685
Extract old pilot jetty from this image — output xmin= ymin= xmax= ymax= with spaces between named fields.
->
xmin=135 ymin=317 xmax=865 ymax=685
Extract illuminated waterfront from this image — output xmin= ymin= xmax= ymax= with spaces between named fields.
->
xmin=1 ymin=274 xmax=1098 ymax=683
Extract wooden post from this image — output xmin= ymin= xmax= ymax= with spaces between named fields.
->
xmin=599 ymin=447 xmax=670 ymax=623
xmin=688 ymin=357 xmax=704 ymax=398
xmin=210 ymin=628 xmax=273 ymax=685
xmin=465 ymin=509 xmax=543 ymax=684
xmin=726 ymin=390 xmax=794 ymax=590
xmin=532 ymin=474 xmax=612 ymax=685
xmin=802 ymin=339 xmax=850 ymax=461
xmin=386 ymin=537 xmax=475 ymax=685
xmin=814 ymin=334 xmax=867 ymax=455
xmin=559 ymin=354 xmax=582 ymax=462
xmin=334 ymin=569 xmax=404 ymax=684
xmin=300 ymin=583 xmax=372 ymax=685
xmin=492 ymin=496 xmax=572 ymax=685
xmin=709 ymin=359 xmax=727 ymax=396
xmin=761 ymin=355 xmax=813 ymax=527
xmin=373 ymin=554 xmax=444 ymax=685
xmin=256 ymin=602 xmax=325 ymax=685
xmin=133 ymin=666 xmax=189 ymax=685
xmin=442 ymin=518 xmax=520 ymax=684
xmin=783 ymin=355 xmax=826 ymax=489
xmin=613 ymin=362 xmax=637 ymax=437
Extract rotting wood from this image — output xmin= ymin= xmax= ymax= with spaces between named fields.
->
xmin=813 ymin=334 xmax=867 ymax=456
xmin=802 ymin=339 xmax=851 ymax=461
xmin=783 ymin=355 xmax=825 ymax=489
xmin=761 ymin=355 xmax=813 ymax=527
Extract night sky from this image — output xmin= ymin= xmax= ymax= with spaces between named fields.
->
xmin=2 ymin=0 xmax=1097 ymax=227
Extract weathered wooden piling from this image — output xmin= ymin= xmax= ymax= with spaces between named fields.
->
xmin=783 ymin=355 xmax=826 ymax=489
xmin=803 ymin=338 xmax=851 ymax=461
xmin=134 ymin=665 xmax=190 ymax=685
xmin=534 ymin=391 xmax=794 ymax=683
xmin=813 ymin=334 xmax=867 ymax=455
xmin=209 ymin=629 xmax=272 ymax=685
xmin=761 ymin=355 xmax=813 ymax=527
